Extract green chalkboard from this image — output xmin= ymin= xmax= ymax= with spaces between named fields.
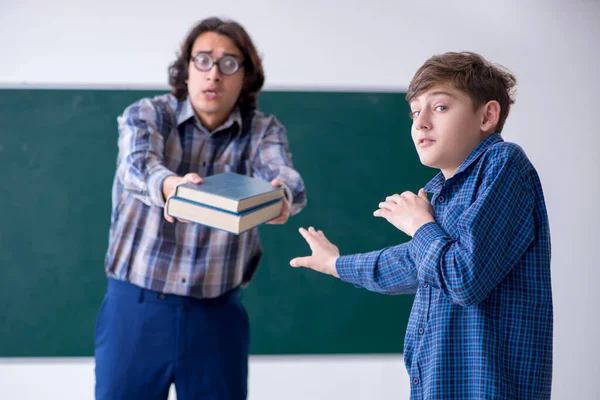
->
xmin=0 ymin=89 xmax=435 ymax=357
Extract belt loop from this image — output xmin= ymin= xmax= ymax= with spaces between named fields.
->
xmin=138 ymin=287 xmax=145 ymax=303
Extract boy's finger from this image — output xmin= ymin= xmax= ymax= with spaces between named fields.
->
xmin=379 ymin=202 xmax=394 ymax=211
xmin=374 ymin=209 xmax=390 ymax=219
xmin=290 ymin=256 xmax=312 ymax=268
xmin=298 ymin=228 xmax=318 ymax=247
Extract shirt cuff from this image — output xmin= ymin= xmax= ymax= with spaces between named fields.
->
xmin=280 ymin=182 xmax=293 ymax=204
xmin=335 ymin=252 xmax=384 ymax=289
xmin=148 ymin=166 xmax=177 ymax=208
xmin=336 ymin=254 xmax=361 ymax=285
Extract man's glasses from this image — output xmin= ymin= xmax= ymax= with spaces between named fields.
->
xmin=191 ymin=53 xmax=243 ymax=76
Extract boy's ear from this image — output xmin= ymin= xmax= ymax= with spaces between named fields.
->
xmin=480 ymin=100 xmax=501 ymax=134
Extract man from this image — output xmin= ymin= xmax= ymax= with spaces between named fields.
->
xmin=95 ymin=17 xmax=306 ymax=400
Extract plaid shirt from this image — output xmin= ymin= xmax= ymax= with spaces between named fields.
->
xmin=105 ymin=94 xmax=306 ymax=298
xmin=337 ymin=134 xmax=552 ymax=399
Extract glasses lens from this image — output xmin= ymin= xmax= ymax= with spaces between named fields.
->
xmin=193 ymin=54 xmax=213 ymax=71
xmin=218 ymin=56 xmax=240 ymax=75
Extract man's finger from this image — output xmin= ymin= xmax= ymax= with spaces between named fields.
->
xmin=190 ymin=175 xmax=202 ymax=184
xmin=418 ymin=188 xmax=428 ymax=201
xmin=164 ymin=198 xmax=175 ymax=223
xmin=267 ymin=198 xmax=290 ymax=223
xmin=271 ymin=178 xmax=282 ymax=187
xmin=182 ymin=173 xmax=203 ymax=185
xmin=267 ymin=215 xmax=285 ymax=224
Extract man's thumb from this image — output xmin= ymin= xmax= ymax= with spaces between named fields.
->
xmin=418 ymin=188 xmax=429 ymax=201
xmin=190 ymin=173 xmax=203 ymax=184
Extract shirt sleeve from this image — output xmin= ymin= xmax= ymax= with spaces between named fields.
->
xmin=336 ymin=243 xmax=419 ymax=295
xmin=115 ymin=98 xmax=177 ymax=208
xmin=409 ymin=153 xmax=535 ymax=307
xmin=250 ymin=116 xmax=307 ymax=216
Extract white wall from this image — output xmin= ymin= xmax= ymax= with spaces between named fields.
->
xmin=0 ymin=356 xmax=407 ymax=400
xmin=1 ymin=0 xmax=599 ymax=399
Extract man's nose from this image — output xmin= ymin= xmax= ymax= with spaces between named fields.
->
xmin=206 ymin=64 xmax=221 ymax=81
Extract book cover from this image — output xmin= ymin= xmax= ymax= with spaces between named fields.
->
xmin=166 ymin=196 xmax=283 ymax=235
xmin=175 ymin=172 xmax=284 ymax=213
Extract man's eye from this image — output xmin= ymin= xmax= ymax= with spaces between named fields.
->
xmin=410 ymin=111 xmax=420 ymax=119
xmin=195 ymin=55 xmax=211 ymax=66
xmin=222 ymin=58 xmax=236 ymax=68
xmin=435 ymin=105 xmax=447 ymax=112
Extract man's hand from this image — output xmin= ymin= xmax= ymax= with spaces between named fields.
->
xmin=290 ymin=227 xmax=340 ymax=277
xmin=267 ymin=178 xmax=290 ymax=225
xmin=163 ymin=173 xmax=203 ymax=223
xmin=373 ymin=188 xmax=435 ymax=237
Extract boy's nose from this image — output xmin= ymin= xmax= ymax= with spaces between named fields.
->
xmin=416 ymin=114 xmax=430 ymax=130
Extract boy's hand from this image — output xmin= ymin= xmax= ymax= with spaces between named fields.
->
xmin=267 ymin=178 xmax=290 ymax=224
xmin=163 ymin=173 xmax=203 ymax=223
xmin=373 ymin=188 xmax=434 ymax=237
xmin=290 ymin=227 xmax=340 ymax=277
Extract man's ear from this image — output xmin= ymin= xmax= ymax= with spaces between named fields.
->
xmin=481 ymin=100 xmax=501 ymax=134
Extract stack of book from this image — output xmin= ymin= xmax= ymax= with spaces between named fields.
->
xmin=166 ymin=172 xmax=284 ymax=235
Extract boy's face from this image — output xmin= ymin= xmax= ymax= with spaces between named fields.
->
xmin=409 ymin=84 xmax=488 ymax=178
xmin=187 ymin=32 xmax=245 ymax=130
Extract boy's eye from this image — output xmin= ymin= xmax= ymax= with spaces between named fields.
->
xmin=435 ymin=105 xmax=447 ymax=112
xmin=410 ymin=110 xmax=420 ymax=119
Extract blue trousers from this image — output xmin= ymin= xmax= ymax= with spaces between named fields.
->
xmin=94 ymin=278 xmax=249 ymax=400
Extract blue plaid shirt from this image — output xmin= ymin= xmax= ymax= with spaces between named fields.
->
xmin=105 ymin=94 xmax=306 ymax=298
xmin=337 ymin=134 xmax=552 ymax=399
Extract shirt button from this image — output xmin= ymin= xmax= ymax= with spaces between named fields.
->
xmin=418 ymin=327 xmax=425 ymax=335
xmin=159 ymin=294 xmax=166 ymax=300
xmin=413 ymin=377 xmax=420 ymax=385
xmin=423 ymin=283 xmax=428 ymax=288
xmin=181 ymin=278 xmax=187 ymax=283
xmin=437 ymin=195 xmax=444 ymax=202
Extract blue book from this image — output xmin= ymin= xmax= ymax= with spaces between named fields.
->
xmin=174 ymin=172 xmax=284 ymax=213
xmin=166 ymin=197 xmax=283 ymax=234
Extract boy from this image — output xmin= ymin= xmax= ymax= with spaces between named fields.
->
xmin=96 ymin=17 xmax=306 ymax=400
xmin=290 ymin=52 xmax=552 ymax=399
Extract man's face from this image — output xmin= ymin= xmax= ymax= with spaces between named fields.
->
xmin=409 ymin=84 xmax=486 ymax=178
xmin=187 ymin=32 xmax=245 ymax=130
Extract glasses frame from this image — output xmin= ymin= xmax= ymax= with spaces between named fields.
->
xmin=191 ymin=53 xmax=244 ymax=76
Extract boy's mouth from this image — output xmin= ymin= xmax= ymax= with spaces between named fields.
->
xmin=418 ymin=137 xmax=435 ymax=147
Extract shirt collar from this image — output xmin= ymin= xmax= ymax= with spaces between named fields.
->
xmin=176 ymin=96 xmax=242 ymax=134
xmin=424 ymin=133 xmax=503 ymax=193
xmin=176 ymin=96 xmax=195 ymax=126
